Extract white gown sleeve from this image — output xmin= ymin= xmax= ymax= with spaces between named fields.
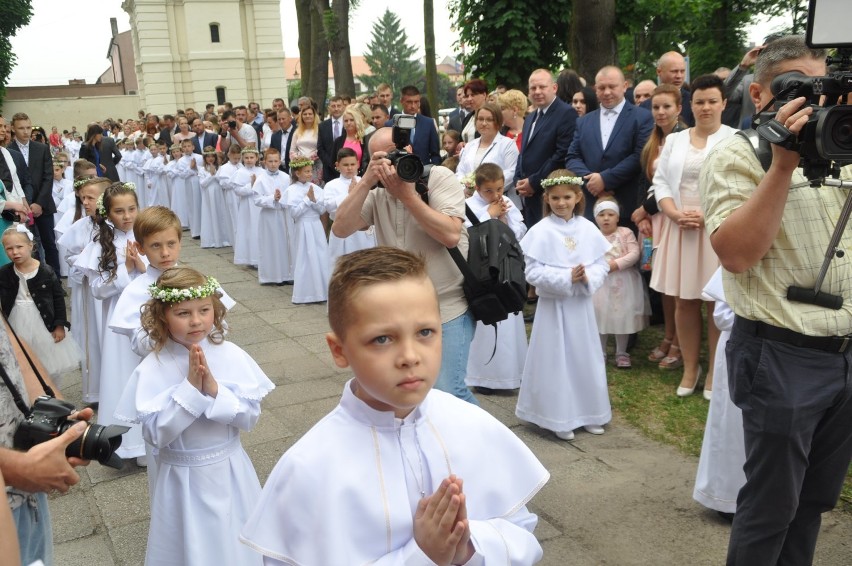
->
xmin=141 ymin=379 xmax=212 ymax=448
xmin=89 ymin=264 xmax=133 ymax=300
xmin=524 ymin=256 xmax=608 ymax=297
xmin=203 ymin=384 xmax=263 ymax=431
xmin=253 ymin=184 xmax=278 ymax=209
xmin=288 ymin=193 xmax=314 ymax=220
xmin=233 ymin=173 xmax=256 ymax=197
xmin=466 ymin=506 xmax=542 ymax=565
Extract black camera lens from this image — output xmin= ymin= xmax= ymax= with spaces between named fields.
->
xmin=817 ymin=105 xmax=852 ymax=160
xmin=394 ymin=154 xmax=424 ymax=182
xmin=65 ymin=422 xmax=129 ymax=470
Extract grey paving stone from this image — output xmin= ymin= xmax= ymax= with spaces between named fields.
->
xmin=54 ymin=534 xmax=117 ymax=566
xmin=92 ymin=473 xmax=150 ymax=529
xmin=49 ymin=490 xmax=96 ymax=543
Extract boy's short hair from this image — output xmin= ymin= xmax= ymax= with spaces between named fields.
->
xmin=134 ymin=206 xmax=183 ymax=245
xmin=328 ymin=247 xmax=429 ymax=338
xmin=180 ymin=138 xmax=194 ymax=146
xmin=264 ymin=147 xmax=281 ymax=158
xmin=227 ymin=144 xmax=242 ymax=156
xmin=336 ymin=147 xmax=357 ymax=162
xmin=73 ymin=159 xmax=97 ymax=178
xmin=475 ymin=162 xmax=504 ymax=188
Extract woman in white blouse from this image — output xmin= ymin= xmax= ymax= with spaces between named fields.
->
xmin=455 ymin=103 xmax=520 ymax=206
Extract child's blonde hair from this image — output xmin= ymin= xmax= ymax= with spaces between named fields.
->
xmin=134 ymin=206 xmax=183 ymax=246
xmin=1 ymin=224 xmax=34 ymax=248
xmin=140 ymin=267 xmax=227 ymax=352
xmin=542 ymin=168 xmax=585 ymax=217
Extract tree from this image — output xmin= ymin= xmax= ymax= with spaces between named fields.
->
xmin=315 ymin=0 xmax=356 ymax=98
xmin=570 ymin=0 xmax=617 ymax=83
xmin=294 ymin=0 xmax=329 ymax=114
xmin=424 ymin=0 xmax=439 ymax=115
xmin=358 ymin=10 xmax=421 ymax=95
xmin=449 ymin=0 xmax=571 ymax=89
xmin=0 ymin=0 xmax=33 ymax=107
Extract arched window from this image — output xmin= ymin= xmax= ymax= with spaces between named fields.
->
xmin=216 ymin=87 xmax=226 ymax=105
xmin=209 ymin=23 xmax=220 ymax=43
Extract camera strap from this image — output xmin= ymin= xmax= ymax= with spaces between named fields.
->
xmin=0 ymin=313 xmax=55 ymax=410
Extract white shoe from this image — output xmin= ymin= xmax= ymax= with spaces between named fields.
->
xmin=583 ymin=425 xmax=605 ymax=435
xmin=554 ymin=430 xmax=575 ymax=441
xmin=136 ymin=456 xmax=148 ymax=467
xmin=703 ymin=389 xmax=712 ymax=401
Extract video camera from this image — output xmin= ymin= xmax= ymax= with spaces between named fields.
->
xmin=753 ymin=0 xmax=852 ymax=184
xmin=386 ymin=114 xmax=426 ymax=182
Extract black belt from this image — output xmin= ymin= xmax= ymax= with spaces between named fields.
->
xmin=734 ymin=317 xmax=852 ymax=354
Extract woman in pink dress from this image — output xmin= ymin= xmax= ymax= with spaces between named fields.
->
xmin=331 ymin=105 xmax=367 ymax=175
xmin=649 ymin=74 xmax=737 ymax=399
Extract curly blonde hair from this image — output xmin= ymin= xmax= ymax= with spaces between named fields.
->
xmin=140 ymin=267 xmax=227 ymax=352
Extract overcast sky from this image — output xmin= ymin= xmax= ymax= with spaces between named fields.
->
xmin=8 ymin=0 xmax=788 ymax=87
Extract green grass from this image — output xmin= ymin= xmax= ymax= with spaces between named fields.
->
xmin=523 ymin=305 xmax=851 ymax=513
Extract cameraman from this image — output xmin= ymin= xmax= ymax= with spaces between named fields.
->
xmin=332 ymin=127 xmax=478 ymax=405
xmin=700 ymin=35 xmax=852 ymax=565
xmin=219 ymin=108 xmax=258 ymax=153
xmin=0 ymin=318 xmax=92 ymax=565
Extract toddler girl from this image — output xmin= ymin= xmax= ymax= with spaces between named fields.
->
xmin=515 ymin=169 xmax=612 ymax=441
xmin=116 ymin=267 xmax=273 ymax=566
xmin=0 ymin=224 xmax=80 ymax=383
xmin=285 ymin=157 xmax=329 ymax=303
xmin=592 ymin=197 xmax=649 ymax=369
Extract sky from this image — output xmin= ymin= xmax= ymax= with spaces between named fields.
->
xmin=8 ymin=0 xmax=790 ymax=87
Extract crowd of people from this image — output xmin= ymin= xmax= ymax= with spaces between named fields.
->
xmin=0 ymin=33 xmax=849 ymax=566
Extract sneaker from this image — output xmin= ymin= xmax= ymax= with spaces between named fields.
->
xmin=554 ymin=430 xmax=575 ymax=441
xmin=616 ymin=354 xmax=631 ymax=369
xmin=583 ymin=425 xmax=605 ymax=435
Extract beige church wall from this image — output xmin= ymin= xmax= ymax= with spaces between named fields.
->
xmin=3 ymin=95 xmax=142 ymax=132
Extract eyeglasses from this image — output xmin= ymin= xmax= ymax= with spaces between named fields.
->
xmin=475 ymin=116 xmax=495 ymax=123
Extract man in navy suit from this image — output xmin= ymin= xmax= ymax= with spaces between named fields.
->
xmin=270 ymin=109 xmax=295 ymax=172
xmin=566 ymin=66 xmax=654 ymax=227
xmin=515 ymin=69 xmax=578 ymax=228
xmin=7 ymin=112 xmax=61 ymax=273
xmin=396 ymin=86 xmax=442 ymax=166
xmin=191 ymin=118 xmax=218 ymax=154
xmin=317 ymin=96 xmax=345 ymax=182
xmin=447 ymin=86 xmax=467 ymax=133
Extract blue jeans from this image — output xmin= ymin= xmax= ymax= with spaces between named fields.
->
xmin=435 ymin=311 xmax=478 ymax=405
xmin=12 ymin=492 xmax=54 ymax=566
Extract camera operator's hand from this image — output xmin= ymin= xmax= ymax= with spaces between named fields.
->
xmin=375 ymin=160 xmax=418 ymax=204
xmin=364 ymin=150 xmax=392 ymax=188
xmin=2 ymin=420 xmax=88 ymax=494
xmin=772 ymin=96 xmax=813 ymax=172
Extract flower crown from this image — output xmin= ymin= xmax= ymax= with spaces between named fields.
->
xmin=96 ymin=182 xmax=135 ymax=216
xmin=240 ymin=146 xmax=259 ymax=155
xmin=290 ymin=156 xmax=314 ymax=170
xmin=540 ymin=176 xmax=584 ymax=189
xmin=74 ymin=176 xmax=97 ymax=189
xmin=169 ymin=144 xmax=181 ymax=151
xmin=149 ymin=276 xmax=220 ymax=304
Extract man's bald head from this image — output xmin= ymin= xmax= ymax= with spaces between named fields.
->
xmin=633 ymin=79 xmax=657 ymax=105
xmin=368 ymin=127 xmax=395 ymax=155
xmin=657 ymin=51 xmax=687 ymax=88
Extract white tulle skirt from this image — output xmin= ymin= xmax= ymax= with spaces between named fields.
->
xmin=9 ymin=301 xmax=82 ymax=382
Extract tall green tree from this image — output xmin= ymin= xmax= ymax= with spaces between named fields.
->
xmin=570 ymin=0 xmax=617 ymax=83
xmin=358 ymin=10 xmax=422 ymax=95
xmin=424 ymin=0 xmax=439 ymax=114
xmin=449 ymin=0 xmax=571 ymax=89
xmin=0 ymin=0 xmax=33 ymax=107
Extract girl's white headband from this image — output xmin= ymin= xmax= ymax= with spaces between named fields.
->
xmin=594 ymin=200 xmax=620 ymax=217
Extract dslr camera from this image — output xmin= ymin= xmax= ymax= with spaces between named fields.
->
xmin=14 ymin=396 xmax=129 ymax=469
xmin=385 ymin=114 xmax=426 ymax=182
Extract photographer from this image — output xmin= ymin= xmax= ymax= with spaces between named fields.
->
xmin=219 ymin=108 xmax=258 ymax=153
xmin=0 ymin=317 xmax=92 ymax=565
xmin=699 ymin=35 xmax=852 ymax=565
xmin=332 ymin=126 xmax=478 ymax=405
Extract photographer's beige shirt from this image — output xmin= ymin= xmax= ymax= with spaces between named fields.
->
xmin=700 ymin=134 xmax=852 ymax=337
xmin=361 ymin=166 xmax=469 ymax=323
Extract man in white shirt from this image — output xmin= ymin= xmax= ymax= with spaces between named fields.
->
xmin=220 ymin=107 xmax=258 ymax=152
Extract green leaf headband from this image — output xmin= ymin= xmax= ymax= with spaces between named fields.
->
xmin=148 ymin=276 xmax=220 ymax=304
xmin=540 ymin=176 xmax=584 ymax=189
xmin=74 ymin=176 xmax=97 ymax=189
xmin=96 ymin=182 xmax=136 ymax=216
xmin=240 ymin=146 xmax=259 ymax=155
xmin=290 ymin=157 xmax=314 ymax=170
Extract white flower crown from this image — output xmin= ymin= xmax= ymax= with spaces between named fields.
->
xmin=290 ymin=157 xmax=314 ymax=170
xmin=96 ymin=182 xmax=136 ymax=216
xmin=540 ymin=176 xmax=584 ymax=189
xmin=148 ymin=276 xmax=220 ymax=304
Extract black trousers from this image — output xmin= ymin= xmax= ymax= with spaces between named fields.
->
xmin=726 ymin=318 xmax=852 ymax=566
xmin=33 ymin=212 xmax=60 ymax=274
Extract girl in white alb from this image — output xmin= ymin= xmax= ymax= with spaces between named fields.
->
xmin=74 ymin=182 xmax=148 ymax=462
xmin=215 ymin=146 xmax=243 ymax=237
xmin=231 ymin=148 xmax=263 ymax=268
xmin=198 ymin=148 xmax=233 ymax=248
xmin=143 ymin=143 xmax=169 ymax=209
xmin=165 ymin=145 xmax=189 ymax=229
xmin=116 ymin=267 xmax=273 ymax=566
xmin=177 ymin=142 xmax=203 ymax=238
xmin=515 ymin=170 xmax=612 ymax=441
xmin=285 ymin=158 xmax=329 ymax=303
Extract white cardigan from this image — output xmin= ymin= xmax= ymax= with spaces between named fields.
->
xmin=456 ymin=133 xmax=519 ymax=190
xmin=652 ymin=125 xmax=737 ymax=208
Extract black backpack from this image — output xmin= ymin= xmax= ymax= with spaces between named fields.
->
xmin=448 ymin=205 xmax=527 ymax=326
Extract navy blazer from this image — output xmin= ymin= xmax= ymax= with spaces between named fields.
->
xmin=410 ymin=114 xmax=441 ymax=166
xmin=192 ymin=132 xmax=218 ymax=155
xmin=514 ymin=97 xmax=578 ymax=227
xmin=317 ymin=118 xmax=341 ymax=182
xmin=447 ymin=108 xmax=464 ymax=134
xmin=270 ymin=126 xmax=295 ymax=171
xmin=7 ymin=140 xmax=54 ymax=212
xmin=565 ymin=103 xmax=654 ymax=225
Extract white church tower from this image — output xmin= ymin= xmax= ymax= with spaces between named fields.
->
xmin=121 ymin=0 xmax=287 ymax=115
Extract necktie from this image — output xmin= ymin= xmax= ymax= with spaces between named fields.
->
xmin=333 ymin=120 xmax=340 ymax=139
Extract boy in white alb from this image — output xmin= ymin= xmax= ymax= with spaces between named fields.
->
xmin=231 ymin=147 xmax=263 ymax=267
xmin=216 ymin=145 xmax=243 ymax=234
xmin=143 ymin=141 xmax=168 ymax=209
xmin=164 ymin=145 xmax=188 ymax=229
xmin=323 ymin=147 xmax=375 ymax=271
xmin=252 ymin=148 xmax=294 ymax=285
xmin=241 ymin=247 xmax=549 ymax=565
xmin=177 ymin=139 xmax=203 ymax=238
xmin=464 ymin=163 xmax=528 ymax=391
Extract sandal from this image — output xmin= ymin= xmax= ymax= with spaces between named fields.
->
xmin=648 ymin=338 xmax=672 ymax=362
xmin=659 ymin=345 xmax=683 ymax=370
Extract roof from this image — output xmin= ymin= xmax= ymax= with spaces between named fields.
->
xmin=283 ymin=56 xmax=373 ymax=81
